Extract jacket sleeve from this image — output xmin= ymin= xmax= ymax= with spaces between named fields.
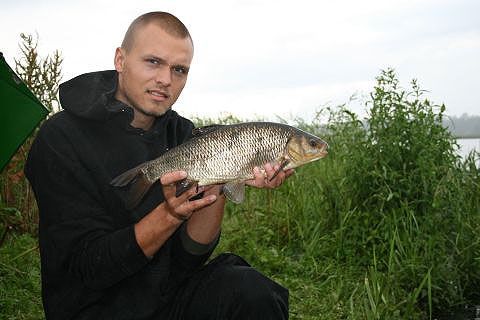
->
xmin=25 ymin=121 xmax=151 ymax=290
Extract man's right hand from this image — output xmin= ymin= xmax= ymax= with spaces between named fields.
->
xmin=134 ymin=171 xmax=217 ymax=257
xmin=160 ymin=171 xmax=217 ymax=222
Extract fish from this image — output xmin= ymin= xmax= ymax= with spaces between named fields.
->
xmin=110 ymin=122 xmax=328 ymax=209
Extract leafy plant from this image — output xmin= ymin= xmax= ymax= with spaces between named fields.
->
xmin=15 ymin=33 xmax=62 ymax=113
xmin=318 ymin=69 xmax=480 ymax=316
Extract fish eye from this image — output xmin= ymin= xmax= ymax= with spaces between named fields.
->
xmin=309 ymin=139 xmax=318 ymax=147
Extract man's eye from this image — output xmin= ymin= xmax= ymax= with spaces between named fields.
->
xmin=148 ymin=59 xmax=159 ymax=64
xmin=173 ymin=66 xmax=187 ymax=74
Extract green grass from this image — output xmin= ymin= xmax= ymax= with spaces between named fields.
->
xmin=0 ymin=233 xmax=43 ymax=320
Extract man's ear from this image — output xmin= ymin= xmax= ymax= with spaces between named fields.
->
xmin=114 ymin=47 xmax=125 ymax=72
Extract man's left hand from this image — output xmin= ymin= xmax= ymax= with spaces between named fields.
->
xmin=246 ymin=162 xmax=294 ymax=189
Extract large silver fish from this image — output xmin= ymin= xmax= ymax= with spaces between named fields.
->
xmin=111 ymin=122 xmax=328 ymax=209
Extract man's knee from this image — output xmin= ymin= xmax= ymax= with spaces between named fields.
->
xmin=181 ymin=257 xmax=289 ymax=319
xmin=224 ymin=266 xmax=289 ymax=318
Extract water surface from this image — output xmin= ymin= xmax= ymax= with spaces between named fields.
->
xmin=457 ymin=138 xmax=479 ymax=165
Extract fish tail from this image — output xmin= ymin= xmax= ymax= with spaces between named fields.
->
xmin=125 ymin=171 xmax=152 ymax=209
xmin=110 ymin=165 xmax=143 ymax=187
xmin=110 ymin=167 xmax=153 ymax=209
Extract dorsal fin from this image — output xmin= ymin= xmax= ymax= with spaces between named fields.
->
xmin=191 ymin=124 xmax=225 ymax=137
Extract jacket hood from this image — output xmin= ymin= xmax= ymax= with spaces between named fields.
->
xmin=59 ymin=70 xmax=127 ymax=121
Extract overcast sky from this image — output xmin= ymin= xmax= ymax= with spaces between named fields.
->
xmin=1 ymin=0 xmax=479 ymax=121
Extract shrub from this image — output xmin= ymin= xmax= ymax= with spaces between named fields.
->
xmin=323 ymin=69 xmax=480 ymax=316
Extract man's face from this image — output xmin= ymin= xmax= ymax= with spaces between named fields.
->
xmin=114 ymin=23 xmax=193 ymax=126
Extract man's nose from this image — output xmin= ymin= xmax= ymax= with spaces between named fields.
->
xmin=155 ymin=66 xmax=172 ymax=87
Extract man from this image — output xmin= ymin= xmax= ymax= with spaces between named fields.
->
xmin=26 ymin=12 xmax=291 ymax=320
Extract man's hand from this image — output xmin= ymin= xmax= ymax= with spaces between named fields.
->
xmin=134 ymin=171 xmax=219 ymax=257
xmin=160 ymin=171 xmax=217 ymax=221
xmin=245 ymin=162 xmax=294 ymax=189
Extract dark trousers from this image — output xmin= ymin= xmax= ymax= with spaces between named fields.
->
xmin=168 ymin=253 xmax=289 ymax=319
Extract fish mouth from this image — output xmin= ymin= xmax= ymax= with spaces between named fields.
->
xmin=304 ymin=150 xmax=328 ymax=160
xmin=146 ymin=89 xmax=169 ymax=101
xmin=319 ymin=142 xmax=328 ymax=156
xmin=317 ymin=150 xmax=328 ymax=157
xmin=304 ymin=144 xmax=328 ymax=159
xmin=318 ymin=144 xmax=328 ymax=157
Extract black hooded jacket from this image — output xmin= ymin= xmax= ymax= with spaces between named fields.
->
xmin=25 ymin=70 xmax=216 ymax=320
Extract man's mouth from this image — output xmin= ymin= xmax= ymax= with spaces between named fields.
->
xmin=147 ymin=89 xmax=169 ymax=100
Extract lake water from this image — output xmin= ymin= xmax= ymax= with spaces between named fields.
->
xmin=457 ymin=138 xmax=480 ymax=165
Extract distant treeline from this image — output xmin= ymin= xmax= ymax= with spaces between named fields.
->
xmin=444 ymin=114 xmax=480 ymax=138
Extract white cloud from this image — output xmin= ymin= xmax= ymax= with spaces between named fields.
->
xmin=177 ymin=79 xmax=374 ymax=121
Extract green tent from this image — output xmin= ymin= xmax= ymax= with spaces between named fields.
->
xmin=0 ymin=52 xmax=49 ymax=171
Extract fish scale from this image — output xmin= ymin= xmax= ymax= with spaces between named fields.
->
xmin=144 ymin=123 xmax=293 ymax=184
xmin=110 ymin=122 xmax=328 ymax=208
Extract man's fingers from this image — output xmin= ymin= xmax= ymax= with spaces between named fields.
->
xmin=247 ymin=163 xmax=287 ymax=188
xmin=264 ymin=163 xmax=274 ymax=179
xmin=284 ymin=169 xmax=294 ymax=178
xmin=158 ymin=171 xmax=217 ymax=221
xmin=263 ymin=162 xmax=294 ymax=188
xmin=160 ymin=171 xmax=187 ymax=186
xmin=160 ymin=171 xmax=196 ymax=200
xmin=168 ymin=194 xmax=217 ymax=221
xmin=178 ymin=194 xmax=217 ymax=213
xmin=165 ymin=183 xmax=199 ymax=209
xmin=264 ymin=163 xmax=282 ymax=188
xmin=253 ymin=166 xmax=265 ymax=187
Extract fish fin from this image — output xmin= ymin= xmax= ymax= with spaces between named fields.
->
xmin=191 ymin=124 xmax=225 ymax=137
xmin=110 ymin=167 xmax=153 ymax=209
xmin=269 ymin=159 xmax=290 ymax=181
xmin=223 ymin=181 xmax=246 ymax=204
xmin=175 ymin=178 xmax=196 ymax=197
xmin=125 ymin=171 xmax=153 ymax=210
xmin=110 ymin=166 xmax=142 ymax=187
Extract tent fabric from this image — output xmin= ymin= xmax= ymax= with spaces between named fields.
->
xmin=0 ymin=52 xmax=49 ymax=171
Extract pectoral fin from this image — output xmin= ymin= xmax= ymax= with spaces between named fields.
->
xmin=222 ymin=181 xmax=246 ymax=204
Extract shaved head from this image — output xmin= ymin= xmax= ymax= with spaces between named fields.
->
xmin=121 ymin=12 xmax=193 ymax=53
